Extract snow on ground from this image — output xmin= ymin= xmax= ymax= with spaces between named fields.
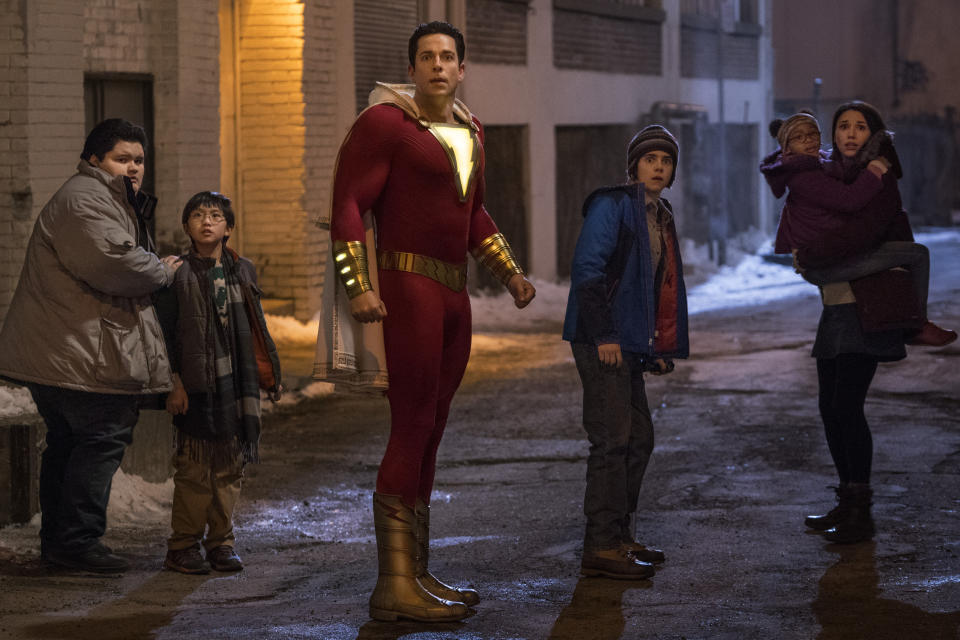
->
xmin=105 ymin=468 xmax=174 ymax=525
xmin=0 ymin=468 xmax=173 ymax=553
xmin=685 ymin=253 xmax=813 ymax=314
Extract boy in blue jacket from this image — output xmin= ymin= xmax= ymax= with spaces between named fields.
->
xmin=563 ymin=125 xmax=689 ymax=580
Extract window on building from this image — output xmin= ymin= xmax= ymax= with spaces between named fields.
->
xmin=553 ymin=1 xmax=665 ymax=74
xmin=353 ymin=0 xmax=421 ymax=113
xmin=83 ymin=74 xmax=155 ymax=195
xmin=475 ymin=125 xmax=529 ymax=290
xmin=679 ymin=0 xmax=760 ymax=79
xmin=467 ymin=0 xmax=529 ymax=65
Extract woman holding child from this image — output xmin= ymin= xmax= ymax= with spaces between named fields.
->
xmin=761 ymin=101 xmax=955 ymax=545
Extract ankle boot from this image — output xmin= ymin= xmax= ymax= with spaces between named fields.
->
xmin=823 ymin=484 xmax=875 ymax=544
xmin=804 ymin=484 xmax=851 ymax=532
xmin=415 ymin=498 xmax=480 ymax=607
xmin=906 ymin=321 xmax=957 ymax=347
xmin=369 ymin=493 xmax=469 ymax=622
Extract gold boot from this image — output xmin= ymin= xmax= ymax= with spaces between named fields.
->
xmin=369 ymin=493 xmax=469 ymax=622
xmin=415 ymin=498 xmax=481 ymax=607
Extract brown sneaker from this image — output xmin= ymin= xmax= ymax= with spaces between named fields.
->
xmin=581 ymin=547 xmax=655 ymax=580
xmin=164 ymin=546 xmax=210 ymax=575
xmin=207 ymin=545 xmax=243 ymax=572
xmin=621 ymin=541 xmax=666 ymax=564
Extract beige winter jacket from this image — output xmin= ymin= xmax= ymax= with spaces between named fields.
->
xmin=0 ymin=161 xmax=175 ymax=394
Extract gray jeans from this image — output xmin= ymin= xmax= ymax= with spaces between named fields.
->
xmin=571 ymin=342 xmax=655 ymax=552
xmin=803 ymin=241 xmax=929 ymax=317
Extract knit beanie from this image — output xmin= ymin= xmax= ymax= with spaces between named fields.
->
xmin=773 ymin=112 xmax=820 ymax=150
xmin=626 ymin=125 xmax=679 ymax=186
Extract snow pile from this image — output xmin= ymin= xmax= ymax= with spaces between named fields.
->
xmin=264 ymin=313 xmax=319 ymax=347
xmin=0 ymin=385 xmax=35 ymax=417
xmin=105 ymin=468 xmax=173 ymax=525
xmin=686 ymin=254 xmax=814 ymax=314
xmin=470 ymin=277 xmax=568 ymax=332
xmin=916 ymin=228 xmax=960 ymax=243
xmin=0 ymin=469 xmax=172 ymax=554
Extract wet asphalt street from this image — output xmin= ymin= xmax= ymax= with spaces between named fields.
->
xmin=1 ymin=235 xmax=959 ymax=639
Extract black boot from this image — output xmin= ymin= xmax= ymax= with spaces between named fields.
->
xmin=804 ymin=484 xmax=850 ymax=532
xmin=823 ymin=484 xmax=874 ymax=544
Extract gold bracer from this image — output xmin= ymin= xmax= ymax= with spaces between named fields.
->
xmin=332 ymin=240 xmax=373 ymax=299
xmin=472 ymin=233 xmax=524 ymax=286
xmin=378 ymin=251 xmax=467 ymax=292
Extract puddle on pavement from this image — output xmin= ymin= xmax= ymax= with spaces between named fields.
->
xmin=244 ymin=487 xmax=469 ymax=543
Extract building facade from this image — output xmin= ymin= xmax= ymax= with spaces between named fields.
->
xmin=1 ymin=0 xmax=775 ymax=328
xmin=773 ymin=0 xmax=959 ymax=226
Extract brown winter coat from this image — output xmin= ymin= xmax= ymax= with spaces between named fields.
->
xmin=0 ymin=161 xmax=175 ymax=394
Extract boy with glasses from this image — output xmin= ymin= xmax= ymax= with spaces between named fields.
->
xmin=158 ymin=191 xmax=282 ymax=574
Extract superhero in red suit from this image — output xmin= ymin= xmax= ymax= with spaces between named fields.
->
xmin=328 ymin=23 xmax=535 ymax=623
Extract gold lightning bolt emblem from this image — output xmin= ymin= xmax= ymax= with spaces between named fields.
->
xmin=428 ymin=123 xmax=478 ymax=203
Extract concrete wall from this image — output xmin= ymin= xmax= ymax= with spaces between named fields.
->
xmin=773 ymin=1 xmax=960 ymax=116
xmin=463 ymin=0 xmax=775 ymax=278
xmin=773 ymin=1 xmax=895 ymax=110
xmin=772 ymin=1 xmax=960 ymax=224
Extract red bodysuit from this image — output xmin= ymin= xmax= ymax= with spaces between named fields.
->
xmin=330 ymin=102 xmax=500 ymax=507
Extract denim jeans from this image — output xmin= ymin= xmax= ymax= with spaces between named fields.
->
xmin=803 ymin=241 xmax=930 ymax=318
xmin=28 ymin=384 xmax=139 ymax=554
xmin=571 ymin=342 xmax=654 ymax=552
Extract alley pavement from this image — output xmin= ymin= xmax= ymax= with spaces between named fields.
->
xmin=1 ymin=234 xmax=959 ymax=639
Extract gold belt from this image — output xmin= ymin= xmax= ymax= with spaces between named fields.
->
xmin=377 ymin=251 xmax=467 ymax=292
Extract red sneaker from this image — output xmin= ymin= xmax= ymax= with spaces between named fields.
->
xmin=906 ymin=321 xmax=958 ymax=347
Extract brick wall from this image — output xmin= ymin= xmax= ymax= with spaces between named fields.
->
xmin=82 ymin=0 xmax=220 ymax=252
xmin=169 ymin=0 xmax=221 ymax=250
xmin=0 ymin=1 xmax=31 ymax=324
xmin=553 ymin=1 xmax=663 ymax=75
xmin=84 ymin=0 xmax=150 ymax=73
xmin=300 ymin=0 xmax=337 ymax=320
xmin=236 ymin=0 xmax=307 ymax=311
xmin=0 ymin=1 xmax=86 ymax=327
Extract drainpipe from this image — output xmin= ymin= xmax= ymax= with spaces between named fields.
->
xmin=714 ymin=15 xmax=727 ymax=265
xmin=891 ymin=0 xmax=899 ymax=110
xmin=233 ymin=0 xmax=245 ymax=254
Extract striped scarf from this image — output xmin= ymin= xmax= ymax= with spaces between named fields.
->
xmin=175 ymin=249 xmax=262 ymax=468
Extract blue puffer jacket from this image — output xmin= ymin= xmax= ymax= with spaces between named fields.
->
xmin=562 ymin=183 xmax=689 ymax=359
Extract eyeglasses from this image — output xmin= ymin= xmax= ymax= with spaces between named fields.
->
xmin=189 ymin=211 xmax=226 ymax=223
xmin=788 ymin=132 xmax=821 ymax=144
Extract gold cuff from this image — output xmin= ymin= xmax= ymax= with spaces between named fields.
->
xmin=377 ymin=251 xmax=467 ymax=292
xmin=472 ymin=233 xmax=524 ymax=286
xmin=332 ymin=240 xmax=373 ymax=299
